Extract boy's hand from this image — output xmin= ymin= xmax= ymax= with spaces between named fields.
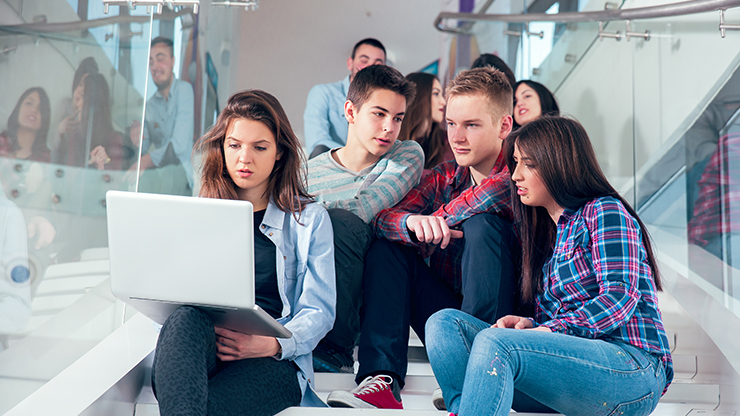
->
xmin=406 ymin=215 xmax=463 ymax=249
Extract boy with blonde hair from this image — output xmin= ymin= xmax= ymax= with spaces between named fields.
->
xmin=328 ymin=67 xmax=520 ymax=410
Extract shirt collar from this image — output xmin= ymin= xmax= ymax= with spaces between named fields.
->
xmin=153 ymin=78 xmax=179 ymax=101
xmin=263 ymin=199 xmax=285 ymax=231
xmin=558 ymin=206 xmax=579 ymax=225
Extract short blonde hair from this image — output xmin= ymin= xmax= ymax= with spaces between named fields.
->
xmin=446 ymin=67 xmax=513 ymax=122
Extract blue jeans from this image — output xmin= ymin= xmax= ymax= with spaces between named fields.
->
xmin=426 ymin=309 xmax=667 ymax=416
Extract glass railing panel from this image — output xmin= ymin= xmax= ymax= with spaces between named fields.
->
xmin=633 ymin=8 xmax=740 ymax=304
xmin=530 ymin=21 xmax=600 ymax=89
xmin=0 ymin=2 xmax=154 ymax=411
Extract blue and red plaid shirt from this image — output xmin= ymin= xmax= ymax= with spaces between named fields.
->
xmin=371 ymin=151 xmax=513 ymax=289
xmin=688 ymin=132 xmax=740 ymax=247
xmin=535 ymin=196 xmax=673 ymax=391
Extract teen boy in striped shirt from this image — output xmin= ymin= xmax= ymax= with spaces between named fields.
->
xmin=306 ymin=65 xmax=423 ymax=374
xmin=327 ymin=67 xmax=520 ymax=409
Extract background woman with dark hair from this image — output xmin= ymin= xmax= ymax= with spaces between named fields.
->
xmin=426 ymin=116 xmax=672 ymax=416
xmin=151 ymin=89 xmax=336 ymax=416
xmin=0 ymin=87 xmax=52 ymax=162
xmin=397 ymin=72 xmax=450 ymax=169
xmin=471 ymin=53 xmax=517 ymax=90
xmin=54 ymin=73 xmax=123 ymax=170
xmin=513 ymin=80 xmax=559 ymax=128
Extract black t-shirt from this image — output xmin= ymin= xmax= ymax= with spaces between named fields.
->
xmin=253 ymin=209 xmax=282 ymax=319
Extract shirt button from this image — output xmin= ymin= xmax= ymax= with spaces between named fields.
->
xmin=283 ymin=256 xmax=287 ymax=260
xmin=261 ymin=225 xmax=266 ymax=229
xmin=269 ymin=233 xmax=273 ymax=236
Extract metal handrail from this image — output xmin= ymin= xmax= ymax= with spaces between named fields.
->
xmin=443 ymin=0 xmax=497 ymax=35
xmin=435 ymin=0 xmax=740 ymax=33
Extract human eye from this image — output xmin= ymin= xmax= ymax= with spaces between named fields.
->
xmin=373 ymin=111 xmax=385 ymax=118
xmin=255 ymin=145 xmax=267 ymax=152
xmin=394 ymin=116 xmax=404 ymax=123
xmin=466 ymin=123 xmax=478 ymax=129
xmin=227 ymin=142 xmax=239 ymax=149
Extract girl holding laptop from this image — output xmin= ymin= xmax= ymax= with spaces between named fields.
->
xmin=151 ymin=90 xmax=336 ymax=415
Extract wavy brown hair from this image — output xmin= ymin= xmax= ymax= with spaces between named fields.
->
xmin=197 ymin=89 xmax=312 ymax=218
xmin=506 ymin=116 xmax=662 ymax=303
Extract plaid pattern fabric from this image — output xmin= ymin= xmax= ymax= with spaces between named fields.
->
xmin=535 ymin=196 xmax=673 ymax=389
xmin=371 ymin=151 xmax=512 ymax=288
xmin=688 ymin=133 xmax=740 ymax=246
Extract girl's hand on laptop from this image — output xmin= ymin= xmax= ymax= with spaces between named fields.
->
xmin=214 ymin=327 xmax=281 ymax=360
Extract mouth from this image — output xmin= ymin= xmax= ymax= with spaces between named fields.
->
xmin=375 ymin=137 xmax=391 ymax=146
xmin=518 ymin=108 xmax=528 ymax=116
xmin=453 ymin=147 xmax=470 ymax=154
xmin=236 ymin=168 xmax=253 ymax=178
xmin=516 ymin=186 xmax=528 ymax=196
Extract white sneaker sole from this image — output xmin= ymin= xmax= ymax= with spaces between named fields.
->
xmin=327 ymin=390 xmax=378 ymax=409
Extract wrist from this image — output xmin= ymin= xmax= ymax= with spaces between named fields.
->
xmin=272 ymin=342 xmax=282 ymax=360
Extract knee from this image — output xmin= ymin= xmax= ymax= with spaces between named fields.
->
xmin=471 ymin=327 xmax=520 ymax=358
xmin=426 ymin=308 xmax=467 ymax=336
xmin=164 ymin=306 xmax=212 ymax=330
xmin=461 ymin=214 xmax=512 ymax=240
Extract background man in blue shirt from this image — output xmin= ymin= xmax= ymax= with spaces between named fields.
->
xmin=128 ymin=37 xmax=194 ymax=195
xmin=304 ymin=38 xmax=386 ymax=158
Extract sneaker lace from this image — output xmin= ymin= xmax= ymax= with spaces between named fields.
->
xmin=353 ymin=375 xmax=394 ymax=396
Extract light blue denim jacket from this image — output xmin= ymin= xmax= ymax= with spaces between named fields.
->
xmin=260 ymin=200 xmax=336 ymax=406
xmin=303 ymin=76 xmax=350 ymax=153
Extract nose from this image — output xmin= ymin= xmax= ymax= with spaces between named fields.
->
xmin=238 ymin=148 xmax=251 ymax=164
xmin=511 ymin=163 xmax=523 ymax=182
xmin=448 ymin=126 xmax=464 ymax=143
xmin=382 ymin=118 xmax=393 ymax=134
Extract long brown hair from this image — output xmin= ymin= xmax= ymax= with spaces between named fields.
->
xmin=505 ymin=116 xmax=662 ymax=302
xmin=197 ymin=89 xmax=312 ymax=218
xmin=4 ymin=87 xmax=52 ymax=158
xmin=398 ymin=72 xmax=448 ymax=169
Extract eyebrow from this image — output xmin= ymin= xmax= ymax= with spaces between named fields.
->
xmin=370 ymin=105 xmax=405 ymax=116
xmin=226 ymin=137 xmax=272 ymax=145
xmin=447 ymin=118 xmax=483 ymax=124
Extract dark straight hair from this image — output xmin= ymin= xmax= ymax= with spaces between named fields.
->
xmin=346 ymin=65 xmax=416 ymax=111
xmin=513 ymin=80 xmax=559 ymax=129
xmin=505 ymin=116 xmax=662 ymax=302
xmin=471 ymin=53 xmax=516 ymax=90
xmin=4 ymin=87 xmax=52 ymax=157
xmin=352 ymin=38 xmax=386 ymax=58
xmin=196 ymin=89 xmax=312 ymax=219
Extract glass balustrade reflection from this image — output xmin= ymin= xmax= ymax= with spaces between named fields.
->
xmin=0 ymin=2 xmax=154 ymax=411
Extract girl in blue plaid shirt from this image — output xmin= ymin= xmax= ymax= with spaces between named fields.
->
xmin=426 ymin=116 xmax=672 ymax=416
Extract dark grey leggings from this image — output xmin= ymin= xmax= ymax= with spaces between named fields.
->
xmin=151 ymin=306 xmax=301 ymax=416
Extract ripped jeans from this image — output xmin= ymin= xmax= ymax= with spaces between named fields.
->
xmin=426 ymin=309 xmax=668 ymax=416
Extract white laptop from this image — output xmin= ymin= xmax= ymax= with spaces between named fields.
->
xmin=106 ymin=190 xmax=292 ymax=338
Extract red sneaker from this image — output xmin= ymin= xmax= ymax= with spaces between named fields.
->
xmin=327 ymin=375 xmax=403 ymax=409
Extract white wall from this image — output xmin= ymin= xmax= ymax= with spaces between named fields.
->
xmin=229 ymin=0 xmax=444 ymax=142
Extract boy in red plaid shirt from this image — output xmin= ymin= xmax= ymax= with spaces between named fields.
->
xmin=328 ymin=67 xmax=521 ymax=410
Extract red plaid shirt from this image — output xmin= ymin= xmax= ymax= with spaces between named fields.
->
xmin=372 ymin=151 xmax=513 ymax=289
xmin=688 ymin=132 xmax=740 ymax=246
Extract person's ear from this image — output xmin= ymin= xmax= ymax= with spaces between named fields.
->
xmin=499 ymin=114 xmax=513 ymax=140
xmin=347 ymin=57 xmax=353 ymax=73
xmin=344 ymin=100 xmax=357 ymax=124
